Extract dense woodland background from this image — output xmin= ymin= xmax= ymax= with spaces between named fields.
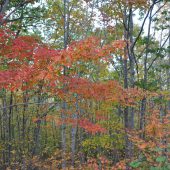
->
xmin=0 ymin=0 xmax=170 ymax=169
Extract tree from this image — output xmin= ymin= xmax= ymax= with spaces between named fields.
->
xmin=0 ymin=0 xmax=169 ymax=169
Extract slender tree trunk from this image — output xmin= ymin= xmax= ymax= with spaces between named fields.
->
xmin=2 ymin=90 xmax=9 ymax=167
xmin=128 ymin=8 xmax=136 ymax=161
xmin=7 ymin=92 xmax=13 ymax=166
xmin=167 ymin=27 xmax=170 ymax=111
xmin=71 ymin=117 xmax=77 ymax=167
xmin=61 ymin=0 xmax=70 ymax=168
xmin=123 ymin=5 xmax=136 ymax=166
xmin=140 ymin=5 xmax=153 ymax=138
xmin=124 ymin=4 xmax=135 ymax=162
xmin=128 ymin=7 xmax=135 ymax=130
xmin=32 ymin=86 xmax=42 ymax=156
xmin=123 ymin=6 xmax=130 ymax=166
xmin=71 ymin=93 xmax=79 ymax=167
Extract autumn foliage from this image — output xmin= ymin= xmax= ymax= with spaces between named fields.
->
xmin=0 ymin=23 xmax=169 ymax=170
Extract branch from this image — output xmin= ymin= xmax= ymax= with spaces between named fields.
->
xmin=147 ymin=33 xmax=170 ymax=71
xmin=151 ymin=2 xmax=167 ymax=19
xmin=5 ymin=16 xmax=41 ymax=23
xmin=0 ymin=1 xmax=30 ymax=25
xmin=131 ymin=2 xmax=156 ymax=50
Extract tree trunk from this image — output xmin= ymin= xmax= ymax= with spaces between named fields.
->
xmin=140 ymin=5 xmax=153 ymax=138
xmin=61 ymin=0 xmax=70 ymax=168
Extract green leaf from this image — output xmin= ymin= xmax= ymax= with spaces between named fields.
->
xmin=150 ymin=166 xmax=170 ymax=170
xmin=156 ymin=156 xmax=166 ymax=162
xmin=154 ymin=147 xmax=163 ymax=152
xmin=150 ymin=167 xmax=160 ymax=170
xmin=129 ymin=161 xmax=141 ymax=168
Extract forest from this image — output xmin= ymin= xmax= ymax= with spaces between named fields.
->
xmin=0 ymin=0 xmax=169 ymax=169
